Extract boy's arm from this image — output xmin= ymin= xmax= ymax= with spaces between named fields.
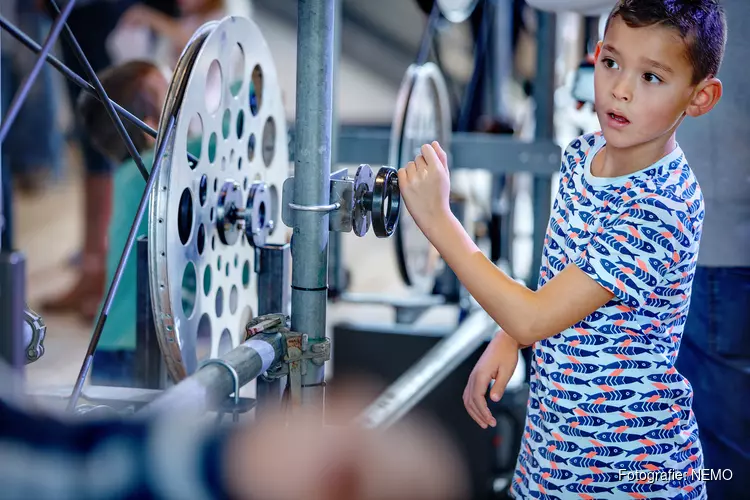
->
xmin=425 ymin=214 xmax=614 ymax=346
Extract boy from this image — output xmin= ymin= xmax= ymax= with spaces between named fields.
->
xmin=398 ymin=0 xmax=725 ymax=498
xmin=77 ymin=60 xmax=172 ymax=386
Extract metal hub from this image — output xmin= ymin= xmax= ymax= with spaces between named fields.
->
xmin=352 ymin=164 xmax=374 ymax=237
xmin=245 ymin=181 xmax=275 ymax=247
xmin=148 ymin=16 xmax=290 ymax=382
xmin=217 ymin=181 xmax=245 ymax=246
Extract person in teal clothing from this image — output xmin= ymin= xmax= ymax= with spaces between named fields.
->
xmin=78 ymin=60 xmax=175 ymax=386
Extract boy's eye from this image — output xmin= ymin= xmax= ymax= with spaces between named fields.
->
xmin=602 ymin=58 xmax=619 ymax=70
xmin=643 ymin=73 xmax=662 ymax=84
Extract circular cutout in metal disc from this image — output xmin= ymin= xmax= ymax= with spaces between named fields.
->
xmin=149 ymin=16 xmax=290 ymax=382
xmin=389 ymin=62 xmax=452 ymax=294
xmin=436 ymin=0 xmax=480 ymax=23
xmin=352 ymin=164 xmax=374 ymax=237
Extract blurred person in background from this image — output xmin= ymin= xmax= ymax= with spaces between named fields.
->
xmin=0 ymin=0 xmax=65 ymax=251
xmin=40 ymin=0 xmax=137 ymax=322
xmin=526 ymin=0 xmax=749 ymax=496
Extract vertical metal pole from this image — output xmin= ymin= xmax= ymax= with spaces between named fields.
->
xmin=292 ymin=0 xmax=334 ymax=417
xmin=490 ymin=0 xmax=513 ymax=118
xmin=135 ymin=236 xmax=166 ymax=389
xmin=256 ymin=243 xmax=291 ymax=414
xmin=327 ymin=0 xmax=344 ymax=298
xmin=0 ymin=252 xmax=26 ymax=394
xmin=530 ymin=11 xmax=556 ymax=291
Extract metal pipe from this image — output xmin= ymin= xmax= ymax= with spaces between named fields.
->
xmin=0 ymin=252 xmax=26 ymax=396
xmin=140 ymin=333 xmax=284 ymax=417
xmin=0 ymin=15 xmax=198 ymax=170
xmin=255 ymin=244 xmax=291 ymax=414
xmin=356 ymin=310 xmax=498 ymax=429
xmin=0 ymin=0 xmax=76 ymax=144
xmin=66 ymin=117 xmax=176 ymax=412
xmin=530 ymin=10 xmax=556 ymax=291
xmin=47 ymin=0 xmax=149 ymax=181
xmin=291 ymin=0 xmax=335 ymax=416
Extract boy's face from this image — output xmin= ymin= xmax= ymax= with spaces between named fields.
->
xmin=593 ymin=16 xmax=698 ymax=149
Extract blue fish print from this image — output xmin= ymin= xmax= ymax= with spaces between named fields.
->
xmin=512 ymin=132 xmax=703 ymax=499
xmin=556 ymin=362 xmax=599 ymax=374
xmin=586 ymin=389 xmax=637 ymax=401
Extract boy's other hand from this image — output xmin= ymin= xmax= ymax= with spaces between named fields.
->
xmin=397 ymin=142 xmax=452 ymax=237
xmin=463 ymin=331 xmax=521 ymax=429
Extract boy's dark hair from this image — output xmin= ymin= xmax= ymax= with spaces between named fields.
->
xmin=78 ymin=60 xmax=166 ymax=163
xmin=604 ymin=0 xmax=727 ymax=83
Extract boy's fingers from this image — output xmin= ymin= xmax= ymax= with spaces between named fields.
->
xmin=463 ymin=380 xmax=485 ymax=428
xmin=432 ymin=141 xmax=448 ymax=169
xmin=421 ymin=143 xmax=444 ymax=172
xmin=473 ymin=373 xmax=495 ymax=427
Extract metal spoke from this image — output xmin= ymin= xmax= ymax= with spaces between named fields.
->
xmin=47 ymin=0 xmax=149 ymax=181
xmin=0 ymin=0 xmax=77 ymax=144
xmin=66 ymin=117 xmax=176 ymax=412
xmin=0 ymin=15 xmax=199 ymax=172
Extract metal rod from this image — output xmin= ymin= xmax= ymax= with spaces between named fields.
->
xmin=255 ymin=244 xmax=291 ymax=414
xmin=415 ymin=1 xmax=441 ymax=66
xmin=135 ymin=236 xmax=165 ymax=389
xmin=140 ymin=333 xmax=284 ymax=417
xmin=0 ymin=15 xmax=198 ymax=170
xmin=66 ymin=117 xmax=176 ymax=412
xmin=327 ymin=0 xmax=344 ymax=299
xmin=291 ymin=0 xmax=336 ymax=416
xmin=0 ymin=0 xmax=76 ymax=144
xmin=47 ymin=0 xmax=149 ymax=181
xmin=0 ymin=252 xmax=26 ymax=396
xmin=355 ymin=309 xmax=498 ymax=429
xmin=530 ymin=10 xmax=556 ymax=291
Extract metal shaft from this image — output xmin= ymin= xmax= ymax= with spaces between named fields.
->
xmin=292 ymin=0 xmax=336 ymax=416
xmin=0 ymin=0 xmax=76 ymax=144
xmin=0 ymin=252 xmax=26 ymax=396
xmin=140 ymin=333 xmax=284 ymax=417
xmin=355 ymin=310 xmax=498 ymax=429
xmin=66 ymin=118 xmax=175 ymax=412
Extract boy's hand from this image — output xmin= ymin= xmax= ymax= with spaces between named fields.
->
xmin=397 ymin=142 xmax=452 ymax=236
xmin=463 ymin=331 xmax=522 ymax=429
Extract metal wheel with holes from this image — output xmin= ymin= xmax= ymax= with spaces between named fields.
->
xmin=149 ymin=16 xmax=290 ymax=383
xmin=390 ymin=62 xmax=452 ymax=295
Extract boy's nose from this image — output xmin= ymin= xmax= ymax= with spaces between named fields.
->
xmin=612 ymin=78 xmax=633 ymax=102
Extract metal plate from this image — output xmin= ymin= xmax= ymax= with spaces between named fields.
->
xmin=436 ymin=0 xmax=480 ymax=23
xmin=149 ymin=16 xmax=290 ymax=382
xmin=390 ymin=63 xmax=452 ymax=294
xmin=352 ymin=164 xmax=374 ymax=237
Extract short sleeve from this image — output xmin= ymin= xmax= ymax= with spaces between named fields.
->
xmin=573 ymin=195 xmax=695 ymax=309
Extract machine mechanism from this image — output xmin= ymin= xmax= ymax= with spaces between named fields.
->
xmin=0 ymin=0 xmax=568 ymax=496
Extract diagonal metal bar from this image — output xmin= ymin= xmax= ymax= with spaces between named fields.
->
xmin=47 ymin=0 xmax=149 ymax=181
xmin=0 ymin=15 xmax=199 ymax=170
xmin=0 ymin=0 xmax=77 ymax=145
xmin=66 ymin=116 xmax=176 ymax=412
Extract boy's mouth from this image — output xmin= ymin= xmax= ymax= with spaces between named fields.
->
xmin=607 ymin=110 xmax=630 ymax=125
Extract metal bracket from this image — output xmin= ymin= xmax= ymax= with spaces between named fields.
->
xmin=23 ymin=306 xmax=46 ymax=364
xmin=282 ymin=168 xmax=352 ymax=232
xmin=244 ymin=313 xmax=332 ymax=411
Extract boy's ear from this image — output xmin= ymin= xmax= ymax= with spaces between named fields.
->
xmin=686 ymin=77 xmax=722 ymax=118
xmin=594 ymin=41 xmax=603 ymax=62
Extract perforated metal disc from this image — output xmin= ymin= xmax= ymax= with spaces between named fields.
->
xmin=436 ymin=0 xmax=480 ymax=23
xmin=390 ymin=63 xmax=452 ymax=294
xmin=149 ymin=16 xmax=289 ymax=382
